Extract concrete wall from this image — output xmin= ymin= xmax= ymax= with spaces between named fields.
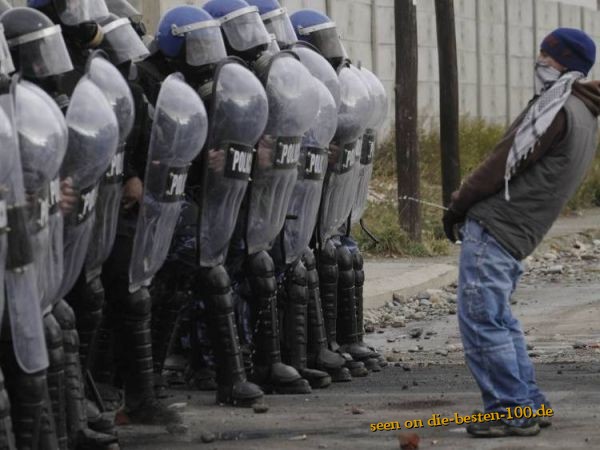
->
xmin=9 ymin=0 xmax=600 ymax=136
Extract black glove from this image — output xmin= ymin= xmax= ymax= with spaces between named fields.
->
xmin=442 ymin=207 xmax=465 ymax=243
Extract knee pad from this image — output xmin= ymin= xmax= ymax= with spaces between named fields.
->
xmin=318 ymin=242 xmax=338 ymax=284
xmin=86 ymin=277 xmax=105 ymax=307
xmin=123 ymin=287 xmax=152 ymax=320
xmin=202 ymin=266 xmax=234 ymax=313
xmin=286 ymin=261 xmax=308 ymax=306
xmin=52 ymin=300 xmax=76 ymax=330
xmin=43 ymin=315 xmax=64 ymax=365
xmin=247 ymin=251 xmax=277 ymax=295
xmin=17 ymin=371 xmax=47 ymax=403
xmin=353 ymin=251 xmax=365 ymax=287
xmin=302 ymin=249 xmax=316 ymax=272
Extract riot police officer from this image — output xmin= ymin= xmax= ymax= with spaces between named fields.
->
xmin=0 ymin=16 xmax=57 ymax=448
xmin=204 ymin=0 xmax=325 ymax=394
xmin=290 ymin=9 xmax=381 ymax=376
xmin=4 ymin=4 xmax=119 ymax=448
xmin=135 ymin=5 xmax=270 ymax=407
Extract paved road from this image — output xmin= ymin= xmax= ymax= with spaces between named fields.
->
xmin=118 ymin=279 xmax=600 ymax=449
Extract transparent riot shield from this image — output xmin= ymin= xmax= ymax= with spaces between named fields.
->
xmin=197 ymin=60 xmax=268 ymax=268
xmin=318 ymin=65 xmax=370 ymax=242
xmin=0 ymin=85 xmax=17 ymax=328
xmin=245 ymin=52 xmax=319 ymax=255
xmin=292 ymin=44 xmax=341 ymax=109
xmin=282 ymin=79 xmax=337 ymax=264
xmin=84 ymin=54 xmax=135 ymax=280
xmin=57 ymin=76 xmax=119 ymax=301
xmin=1 ymin=81 xmax=48 ymax=374
xmin=351 ymin=67 xmax=388 ymax=224
xmin=14 ymin=80 xmax=68 ymax=309
xmin=129 ymin=73 xmax=207 ymax=291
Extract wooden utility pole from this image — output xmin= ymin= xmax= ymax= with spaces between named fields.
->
xmin=435 ymin=0 xmax=461 ymax=207
xmin=395 ymin=0 xmax=421 ymax=241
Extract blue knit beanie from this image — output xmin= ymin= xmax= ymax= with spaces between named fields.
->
xmin=541 ymin=28 xmax=596 ymax=75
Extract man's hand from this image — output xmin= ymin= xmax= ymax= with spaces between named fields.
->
xmin=442 ymin=207 xmax=465 ymax=243
xmin=60 ymin=177 xmax=78 ymax=215
xmin=122 ymin=176 xmax=143 ymax=209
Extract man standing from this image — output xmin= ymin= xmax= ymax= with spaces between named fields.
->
xmin=443 ymin=28 xmax=600 ymax=437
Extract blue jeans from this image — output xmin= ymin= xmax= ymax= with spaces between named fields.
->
xmin=457 ymin=219 xmax=548 ymax=417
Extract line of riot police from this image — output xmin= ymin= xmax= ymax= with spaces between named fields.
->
xmin=0 ymin=0 xmax=388 ymax=448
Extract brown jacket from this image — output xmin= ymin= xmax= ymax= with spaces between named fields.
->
xmin=450 ymin=81 xmax=600 ymax=216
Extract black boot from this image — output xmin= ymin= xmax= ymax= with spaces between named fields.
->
xmin=150 ymin=273 xmax=186 ymax=399
xmin=113 ymin=289 xmax=182 ymax=425
xmin=246 ymin=252 xmax=311 ymax=395
xmin=303 ymin=249 xmax=350 ymax=382
xmin=336 ymin=246 xmax=374 ymax=371
xmin=89 ymin=304 xmax=120 ymax=411
xmin=352 ymin=250 xmax=384 ymax=370
xmin=66 ymin=274 xmax=104 ymax=374
xmin=53 ymin=301 xmax=118 ymax=449
xmin=0 ymin=367 xmax=17 ymax=450
xmin=1 ymin=338 xmax=58 ymax=450
xmin=319 ymin=241 xmax=367 ymax=378
xmin=44 ymin=313 xmax=68 ymax=450
xmin=203 ymin=266 xmax=264 ymax=406
xmin=281 ymin=261 xmax=330 ymax=389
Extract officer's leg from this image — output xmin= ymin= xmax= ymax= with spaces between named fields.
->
xmin=150 ymin=269 xmax=186 ymax=398
xmin=52 ymin=300 xmax=117 ymax=448
xmin=112 ymin=285 xmax=182 ymax=425
xmin=65 ymin=273 xmax=104 ymax=374
xmin=281 ymin=260 xmax=330 ymax=389
xmin=0 ymin=367 xmax=17 ymax=450
xmin=43 ymin=313 xmax=67 ymax=449
xmin=1 ymin=338 xmax=57 ymax=450
xmin=202 ymin=265 xmax=263 ymax=406
xmin=336 ymin=245 xmax=373 ymax=366
xmin=302 ymin=249 xmax=349 ymax=382
xmin=352 ymin=249 xmax=385 ymax=370
xmin=245 ymin=251 xmax=310 ymax=395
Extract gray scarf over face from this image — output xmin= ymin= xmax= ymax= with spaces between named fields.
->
xmin=504 ymin=67 xmax=584 ymax=200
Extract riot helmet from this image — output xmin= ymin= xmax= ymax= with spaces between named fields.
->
xmin=156 ymin=6 xmax=226 ymax=69
xmin=1 ymin=7 xmax=73 ymax=79
xmin=203 ymin=0 xmax=270 ymax=57
xmin=99 ymin=13 xmax=148 ymax=65
xmin=246 ymin=0 xmax=297 ymax=49
xmin=27 ymin=0 xmax=109 ymax=26
xmin=0 ymin=24 xmax=15 ymax=76
xmin=0 ymin=0 xmax=11 ymax=14
xmin=290 ymin=9 xmax=346 ymax=65
xmin=105 ymin=0 xmax=146 ymax=37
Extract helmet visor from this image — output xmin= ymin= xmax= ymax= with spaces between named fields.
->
xmin=0 ymin=25 xmax=15 ymax=76
xmin=299 ymin=22 xmax=345 ymax=60
xmin=8 ymin=26 xmax=73 ymax=78
xmin=56 ymin=0 xmax=110 ymax=26
xmin=184 ymin=22 xmax=227 ymax=67
xmin=262 ymin=8 xmax=297 ymax=47
xmin=101 ymin=18 xmax=149 ymax=64
xmin=221 ymin=6 xmax=270 ymax=52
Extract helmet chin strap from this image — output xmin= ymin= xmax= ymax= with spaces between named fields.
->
xmin=87 ymin=25 xmax=104 ymax=48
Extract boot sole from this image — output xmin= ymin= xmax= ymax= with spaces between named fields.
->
xmin=216 ymin=393 xmax=264 ymax=407
xmin=307 ymin=376 xmax=332 ymax=389
xmin=469 ymin=424 xmax=541 ymax=438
